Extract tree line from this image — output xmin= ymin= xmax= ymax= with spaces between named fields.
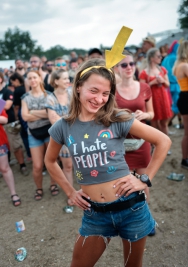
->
xmin=0 ymin=27 xmax=89 ymax=61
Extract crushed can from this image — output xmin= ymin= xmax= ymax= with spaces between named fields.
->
xmin=15 ymin=247 xmax=27 ymax=262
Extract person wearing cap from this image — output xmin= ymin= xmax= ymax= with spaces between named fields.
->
xmin=142 ymin=36 xmax=156 ymax=54
xmin=88 ymin=48 xmax=103 ymax=59
xmin=139 ymin=36 xmax=156 ymax=72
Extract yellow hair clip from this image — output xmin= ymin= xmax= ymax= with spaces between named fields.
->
xmin=80 ymin=26 xmax=133 ymax=78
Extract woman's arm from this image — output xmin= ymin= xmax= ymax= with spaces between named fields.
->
xmin=156 ymin=74 xmax=170 ymax=87
xmin=140 ymin=78 xmax=158 ymax=86
xmin=29 ymin=109 xmax=48 ymax=119
xmin=114 ymin=119 xmax=171 ymax=195
xmin=0 ymin=115 xmax=8 ymax=124
xmin=129 ymin=120 xmax=171 ymax=179
xmin=45 ymin=137 xmax=90 ymax=210
xmin=4 ymin=100 xmax=13 ymax=111
xmin=21 ymin=100 xmax=40 ymax=122
xmin=47 ymin=109 xmax=61 ymax=125
xmin=135 ymin=97 xmax=154 ymax=121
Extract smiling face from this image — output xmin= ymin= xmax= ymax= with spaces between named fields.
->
xmin=55 ymin=72 xmax=70 ymax=89
xmin=78 ymin=74 xmax=111 ymax=120
xmin=27 ymin=71 xmax=41 ymax=89
xmin=117 ymin=55 xmax=136 ymax=79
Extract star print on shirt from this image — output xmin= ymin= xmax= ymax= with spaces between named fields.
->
xmin=84 ymin=134 xmax=89 ymax=138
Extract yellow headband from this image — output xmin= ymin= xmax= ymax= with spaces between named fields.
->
xmin=79 ymin=26 xmax=133 ymax=78
xmin=80 ymin=66 xmax=113 ymax=78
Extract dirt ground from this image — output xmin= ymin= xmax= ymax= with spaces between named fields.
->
xmin=0 ymin=122 xmax=188 ymax=267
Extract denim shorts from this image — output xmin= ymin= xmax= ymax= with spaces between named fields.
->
xmin=0 ymin=144 xmax=9 ymax=157
xmin=28 ymin=134 xmax=50 ymax=148
xmin=79 ymin=192 xmax=155 ymax=242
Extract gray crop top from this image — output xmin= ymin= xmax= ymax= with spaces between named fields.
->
xmin=49 ymin=116 xmax=134 ymax=185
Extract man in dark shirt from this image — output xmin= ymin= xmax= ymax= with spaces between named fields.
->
xmin=15 ymin=59 xmax=27 ymax=78
xmin=10 ymin=72 xmax=31 ymax=161
xmin=0 ymin=72 xmax=29 ymax=175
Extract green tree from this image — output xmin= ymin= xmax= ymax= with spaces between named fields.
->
xmin=44 ymin=45 xmax=87 ymax=60
xmin=178 ymin=0 xmax=188 ymax=29
xmin=0 ymin=27 xmax=43 ymax=60
xmin=44 ymin=45 xmax=67 ymax=60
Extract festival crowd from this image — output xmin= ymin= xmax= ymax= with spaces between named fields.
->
xmin=0 ymin=35 xmax=187 ymax=267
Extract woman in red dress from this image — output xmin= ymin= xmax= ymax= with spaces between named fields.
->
xmin=0 ymin=110 xmax=21 ymax=206
xmin=115 ymin=50 xmax=154 ymax=196
xmin=139 ymin=48 xmax=172 ymax=136
xmin=116 ymin=49 xmax=155 ymax=236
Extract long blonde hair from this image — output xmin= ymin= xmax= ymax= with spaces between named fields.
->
xmin=173 ymin=41 xmax=188 ymax=74
xmin=50 ymin=69 xmax=68 ymax=89
xmin=66 ymin=58 xmax=133 ymax=126
xmin=27 ymin=70 xmax=47 ymax=96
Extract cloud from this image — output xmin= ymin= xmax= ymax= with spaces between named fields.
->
xmin=0 ymin=0 xmax=52 ymax=25
xmin=0 ymin=0 xmax=180 ymax=51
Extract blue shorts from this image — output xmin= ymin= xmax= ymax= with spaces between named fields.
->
xmin=0 ymin=144 xmax=9 ymax=157
xmin=28 ymin=134 xmax=50 ymax=148
xmin=79 ymin=192 xmax=155 ymax=242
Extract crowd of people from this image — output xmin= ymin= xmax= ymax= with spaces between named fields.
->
xmin=0 ymin=36 xmax=187 ymax=267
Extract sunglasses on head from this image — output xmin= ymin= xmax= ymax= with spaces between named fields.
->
xmin=56 ymin=62 xmax=66 ymax=67
xmin=119 ymin=62 xmax=135 ymax=68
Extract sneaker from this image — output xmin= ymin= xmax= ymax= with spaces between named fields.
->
xmin=20 ymin=167 xmax=29 ymax=176
xmin=148 ymin=227 xmax=156 ymax=236
xmin=181 ymin=159 xmax=188 ymax=170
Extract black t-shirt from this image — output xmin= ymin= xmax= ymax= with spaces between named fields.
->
xmin=44 ymin=74 xmax=54 ymax=92
xmin=0 ymin=86 xmax=15 ymax=123
xmin=13 ymin=85 xmax=26 ymax=108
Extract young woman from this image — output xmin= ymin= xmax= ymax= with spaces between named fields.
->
xmin=139 ymin=48 xmax=172 ymax=137
xmin=45 ymin=58 xmax=171 ymax=267
xmin=21 ymin=70 xmax=59 ymax=200
xmin=115 ymin=50 xmax=154 ymax=203
xmin=0 ymin=109 xmax=21 ymax=206
xmin=173 ymin=40 xmax=188 ymax=169
xmin=45 ymin=69 xmax=74 ymax=212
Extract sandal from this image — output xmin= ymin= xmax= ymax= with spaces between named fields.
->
xmin=11 ymin=194 xmax=21 ymax=207
xmin=34 ymin=189 xmax=43 ymax=201
xmin=166 ymin=173 xmax=185 ymax=181
xmin=49 ymin=184 xmax=59 ymax=196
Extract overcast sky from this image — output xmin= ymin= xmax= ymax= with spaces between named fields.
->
xmin=0 ymin=0 xmax=181 ymax=51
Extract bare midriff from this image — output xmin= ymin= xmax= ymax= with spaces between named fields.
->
xmin=81 ymin=174 xmax=130 ymax=203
